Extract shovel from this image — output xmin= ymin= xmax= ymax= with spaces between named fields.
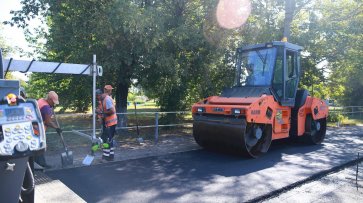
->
xmin=54 ymin=113 xmax=74 ymax=167
xmin=72 ymin=129 xmax=97 ymax=166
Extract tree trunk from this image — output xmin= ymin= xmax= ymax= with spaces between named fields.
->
xmin=283 ymin=0 xmax=296 ymax=41
xmin=116 ymin=81 xmax=130 ymax=127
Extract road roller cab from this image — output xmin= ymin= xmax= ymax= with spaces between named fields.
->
xmin=192 ymin=41 xmax=328 ymax=158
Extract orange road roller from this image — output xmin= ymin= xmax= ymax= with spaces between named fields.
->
xmin=192 ymin=41 xmax=328 ymax=158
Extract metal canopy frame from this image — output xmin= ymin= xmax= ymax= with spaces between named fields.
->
xmin=3 ymin=58 xmax=103 ymax=76
xmin=0 ymin=51 xmax=102 ymax=141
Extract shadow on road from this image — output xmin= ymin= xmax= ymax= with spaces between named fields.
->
xmin=45 ymin=127 xmax=363 ymax=203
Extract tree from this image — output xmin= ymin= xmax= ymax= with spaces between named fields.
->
xmin=7 ymin=0 xmax=162 ymax=120
xmin=319 ymin=0 xmax=363 ymax=106
xmin=8 ymin=0 xmax=242 ymax=116
xmin=0 ymin=25 xmax=13 ymax=57
xmin=0 ymin=25 xmax=28 ymax=86
xmin=293 ymin=0 xmax=363 ymax=104
xmin=8 ymin=0 xmax=363 ymax=115
xmin=138 ymin=1 xmax=236 ymax=111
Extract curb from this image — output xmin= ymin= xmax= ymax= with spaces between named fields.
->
xmin=247 ymin=155 xmax=363 ymax=203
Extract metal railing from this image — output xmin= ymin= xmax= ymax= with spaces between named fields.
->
xmin=115 ymin=111 xmax=192 ymax=144
xmin=50 ymin=105 xmax=363 ymax=138
xmin=330 ymin=106 xmax=363 ymax=114
xmin=328 ymin=106 xmax=363 ymax=127
xmin=44 ymin=106 xmax=363 ymax=151
xmin=52 ymin=111 xmax=193 ymax=144
xmin=330 ymin=106 xmax=363 ymax=119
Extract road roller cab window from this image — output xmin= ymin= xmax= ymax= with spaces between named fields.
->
xmin=272 ymin=46 xmax=300 ymax=107
xmin=272 ymin=47 xmax=284 ymax=98
xmin=285 ymin=50 xmax=299 ymax=99
xmin=235 ymin=47 xmax=276 ymax=87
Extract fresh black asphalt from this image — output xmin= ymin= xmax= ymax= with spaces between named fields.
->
xmin=46 ymin=126 xmax=363 ymax=203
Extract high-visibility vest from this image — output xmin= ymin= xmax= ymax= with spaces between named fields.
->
xmin=38 ymin=98 xmax=49 ymax=111
xmin=97 ymin=100 xmax=103 ymax=119
xmin=33 ymin=98 xmax=50 ymax=134
xmin=100 ymin=95 xmax=117 ymax=127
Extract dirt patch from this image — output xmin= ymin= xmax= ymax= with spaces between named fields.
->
xmin=43 ymin=132 xmax=199 ymax=171
xmin=41 ymin=113 xmax=195 ymax=169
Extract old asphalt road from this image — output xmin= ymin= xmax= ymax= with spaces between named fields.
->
xmin=42 ymin=126 xmax=363 ymax=203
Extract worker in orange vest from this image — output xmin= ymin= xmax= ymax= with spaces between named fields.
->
xmin=34 ymin=91 xmax=62 ymax=168
xmin=96 ymin=87 xmax=117 ymax=161
xmin=96 ymin=89 xmax=103 ymax=120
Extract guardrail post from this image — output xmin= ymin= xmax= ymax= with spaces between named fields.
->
xmin=154 ymin=112 xmax=159 ymax=144
xmin=356 ymin=152 xmax=359 ymax=190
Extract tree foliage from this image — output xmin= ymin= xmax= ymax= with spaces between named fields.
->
xmin=6 ymin=0 xmax=363 ymax=113
xmin=137 ymin=1 xmax=237 ymax=112
xmin=0 ymin=25 xmax=13 ymax=57
xmin=292 ymin=0 xmax=363 ymax=105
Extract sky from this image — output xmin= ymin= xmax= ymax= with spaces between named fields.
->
xmin=1 ymin=0 xmax=42 ymax=80
xmin=0 ymin=0 xmax=36 ymax=58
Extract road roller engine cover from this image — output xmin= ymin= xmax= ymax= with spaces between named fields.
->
xmin=192 ymin=41 xmax=328 ymax=158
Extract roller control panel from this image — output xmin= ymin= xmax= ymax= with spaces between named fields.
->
xmin=0 ymin=99 xmax=46 ymax=157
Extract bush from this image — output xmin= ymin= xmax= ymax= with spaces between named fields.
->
xmin=327 ymin=112 xmax=346 ymax=123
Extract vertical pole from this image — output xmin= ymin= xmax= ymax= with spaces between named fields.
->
xmin=0 ymin=49 xmax=3 ymax=79
xmin=92 ymin=54 xmax=97 ymax=140
xmin=134 ymin=102 xmax=140 ymax=137
xmin=283 ymin=0 xmax=296 ymax=41
xmin=154 ymin=112 xmax=159 ymax=144
xmin=352 ymin=106 xmax=354 ymax=119
xmin=357 ymin=152 xmax=359 ymax=190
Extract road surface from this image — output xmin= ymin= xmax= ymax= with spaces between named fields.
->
xmin=44 ymin=126 xmax=363 ymax=202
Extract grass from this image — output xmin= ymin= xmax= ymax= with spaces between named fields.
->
xmin=327 ymin=108 xmax=363 ymax=127
xmin=127 ymin=101 xmax=159 ymax=110
xmin=59 ymin=100 xmax=160 ymax=114
xmin=328 ymin=118 xmax=363 ymax=127
xmin=49 ymin=102 xmax=363 ymax=151
xmin=327 ymin=114 xmax=363 ymax=127
xmin=46 ymin=107 xmax=193 ymax=151
xmin=341 ymin=119 xmax=363 ymax=125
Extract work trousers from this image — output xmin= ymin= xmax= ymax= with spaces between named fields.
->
xmin=101 ymin=125 xmax=116 ymax=159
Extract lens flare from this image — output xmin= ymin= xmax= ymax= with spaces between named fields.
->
xmin=216 ymin=0 xmax=251 ymax=29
